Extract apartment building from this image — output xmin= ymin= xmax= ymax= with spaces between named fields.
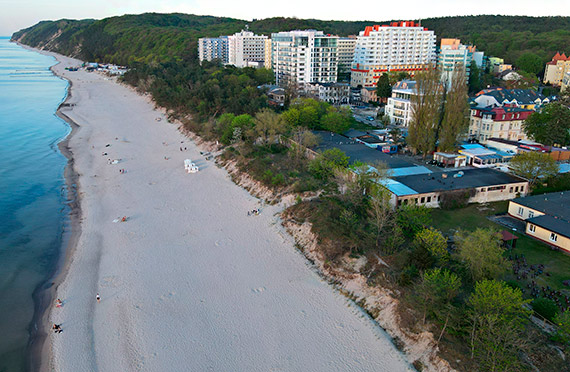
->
xmin=437 ymin=38 xmax=483 ymax=86
xmin=271 ymin=30 xmax=338 ymax=91
xmin=228 ymin=30 xmax=268 ymax=68
xmin=198 ymin=36 xmax=229 ymax=64
xmin=264 ymin=39 xmax=272 ymax=69
xmin=306 ymin=82 xmax=350 ymax=105
xmin=351 ymin=21 xmax=436 ymax=88
xmin=468 ymin=105 xmax=533 ymax=142
xmin=337 ymin=37 xmax=357 ymax=75
xmin=385 ymin=80 xmax=417 ymax=127
xmin=543 ymin=52 xmax=570 ymax=87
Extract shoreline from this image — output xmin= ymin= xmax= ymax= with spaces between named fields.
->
xmin=20 ymin=45 xmax=414 ymax=372
xmin=24 ymin=50 xmax=83 ymax=372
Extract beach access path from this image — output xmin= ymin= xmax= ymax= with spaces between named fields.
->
xmin=47 ymin=53 xmax=413 ymax=372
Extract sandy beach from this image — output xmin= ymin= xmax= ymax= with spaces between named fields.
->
xmin=42 ymin=51 xmax=413 ymax=371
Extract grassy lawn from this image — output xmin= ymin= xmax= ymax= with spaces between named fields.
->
xmin=430 ymin=201 xmax=509 ymax=235
xmin=430 ymin=201 xmax=570 ymax=293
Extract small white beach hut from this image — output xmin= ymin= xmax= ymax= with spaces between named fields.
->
xmin=184 ymin=159 xmax=199 ymax=173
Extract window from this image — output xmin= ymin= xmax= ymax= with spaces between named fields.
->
xmin=427 ymin=196 xmax=431 ymax=203
xmin=550 ymin=233 xmax=558 ymax=242
xmin=528 ymin=224 xmax=535 ymax=233
xmin=509 ymin=187 xmax=513 ymax=193
xmin=515 ymin=186 xmax=519 ymax=192
xmin=421 ymin=197 xmax=425 ymax=204
xmin=517 ymin=207 xmax=524 ymax=216
xmin=528 ymin=211 xmax=534 ymax=218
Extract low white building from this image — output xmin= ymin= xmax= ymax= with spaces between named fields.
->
xmin=306 ymin=82 xmax=350 ymax=105
xmin=385 ymin=80 xmax=417 ymax=127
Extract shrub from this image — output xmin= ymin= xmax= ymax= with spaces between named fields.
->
xmin=532 ymin=298 xmax=559 ymax=321
xmin=271 ymin=173 xmax=285 ymax=186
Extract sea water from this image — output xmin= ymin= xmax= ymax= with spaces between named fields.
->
xmin=0 ymin=37 xmax=69 ymax=371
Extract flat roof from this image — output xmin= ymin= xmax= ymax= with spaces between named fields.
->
xmin=391 ymin=168 xmax=527 ymax=195
xmin=528 ymin=215 xmax=570 ymax=239
xmin=512 ymin=192 xmax=570 ymax=221
xmin=312 ymin=131 xmax=413 ymax=169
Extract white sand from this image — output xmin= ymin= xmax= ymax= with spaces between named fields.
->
xmin=46 ymin=53 xmax=413 ymax=372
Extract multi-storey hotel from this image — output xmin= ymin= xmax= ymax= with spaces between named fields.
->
xmin=351 ymin=21 xmax=436 ymax=88
xmin=198 ymin=36 xmax=229 ymax=64
xmin=228 ymin=30 xmax=268 ymax=68
xmin=271 ymin=30 xmax=338 ymax=90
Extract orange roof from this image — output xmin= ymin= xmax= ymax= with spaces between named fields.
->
xmin=363 ymin=21 xmax=423 ymax=35
xmin=552 ymin=52 xmax=569 ymax=62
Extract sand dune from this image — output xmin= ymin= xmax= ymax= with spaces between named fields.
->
xmin=46 ymin=53 xmax=413 ymax=371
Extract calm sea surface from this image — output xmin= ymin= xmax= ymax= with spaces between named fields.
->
xmin=0 ymin=37 xmax=69 ymax=371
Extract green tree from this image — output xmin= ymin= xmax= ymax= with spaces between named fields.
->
xmin=252 ymin=108 xmax=287 ymax=145
xmin=368 ymin=184 xmax=394 ymax=249
xmin=523 ymin=102 xmax=570 ymax=146
xmin=416 ymin=268 xmax=461 ymax=324
xmin=408 ymin=66 xmax=442 ymax=157
xmin=468 ymin=280 xmax=531 ymax=371
xmin=320 ymin=110 xmax=350 ymax=134
xmin=553 ymin=311 xmax=570 ymax=345
xmin=439 ymin=67 xmax=469 ymax=152
xmin=299 ymin=106 xmax=319 ymax=128
xmin=282 ymin=107 xmax=301 ymax=127
xmin=515 ymin=52 xmax=544 ymax=75
xmin=531 ymin=298 xmax=559 ymax=321
xmin=414 ymin=227 xmax=449 ymax=263
xmin=509 ymin=151 xmax=559 ymax=187
xmin=376 ymin=73 xmax=392 ymax=104
xmin=396 ymin=204 xmax=431 ymax=238
xmin=309 ymin=148 xmax=349 ymax=180
xmin=468 ymin=61 xmax=482 ymax=93
xmin=456 ymin=229 xmax=506 ymax=282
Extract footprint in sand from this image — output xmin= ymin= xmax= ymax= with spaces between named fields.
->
xmin=251 ymin=287 xmax=266 ymax=294
xmin=214 ymin=238 xmax=233 ymax=247
xmin=158 ymin=291 xmax=176 ymax=301
xmin=100 ymin=275 xmax=122 ymax=288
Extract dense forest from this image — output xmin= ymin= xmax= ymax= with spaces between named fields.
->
xmin=12 ymin=14 xmax=570 ymax=66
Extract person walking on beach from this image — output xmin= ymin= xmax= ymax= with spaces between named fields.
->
xmin=96 ymin=293 xmax=101 ymax=303
xmin=52 ymin=324 xmax=62 ymax=333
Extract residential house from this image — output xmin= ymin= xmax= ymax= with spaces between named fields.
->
xmin=508 ymin=192 xmax=570 ymax=252
xmin=473 ymin=88 xmax=549 ymax=110
xmin=543 ymin=52 xmax=570 ymax=87
xmin=469 ymin=105 xmax=533 ymax=142
xmin=305 ymin=82 xmax=350 ymax=105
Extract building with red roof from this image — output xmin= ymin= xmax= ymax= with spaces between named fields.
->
xmin=543 ymin=52 xmax=570 ymax=87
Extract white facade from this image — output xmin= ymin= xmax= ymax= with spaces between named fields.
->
xmin=198 ymin=36 xmax=229 ymax=64
xmin=228 ymin=30 xmax=268 ymax=68
xmin=351 ymin=22 xmax=436 ymax=88
xmin=385 ymin=80 xmax=417 ymax=127
xmin=271 ymin=30 xmax=338 ymax=91
xmin=337 ymin=37 xmax=356 ymax=74
xmin=306 ymin=82 xmax=350 ymax=105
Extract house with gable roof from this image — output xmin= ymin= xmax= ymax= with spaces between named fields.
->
xmin=543 ymin=52 xmax=570 ymax=87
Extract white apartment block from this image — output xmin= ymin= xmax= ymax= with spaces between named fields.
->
xmin=198 ymin=36 xmax=229 ymax=64
xmin=228 ymin=30 xmax=268 ymax=68
xmin=271 ymin=30 xmax=338 ymax=91
xmin=351 ymin=21 xmax=436 ymax=88
xmin=385 ymin=80 xmax=417 ymax=127
xmin=337 ymin=37 xmax=356 ymax=75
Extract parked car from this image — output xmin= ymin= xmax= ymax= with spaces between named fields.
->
xmin=366 ymin=116 xmax=375 ymax=121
